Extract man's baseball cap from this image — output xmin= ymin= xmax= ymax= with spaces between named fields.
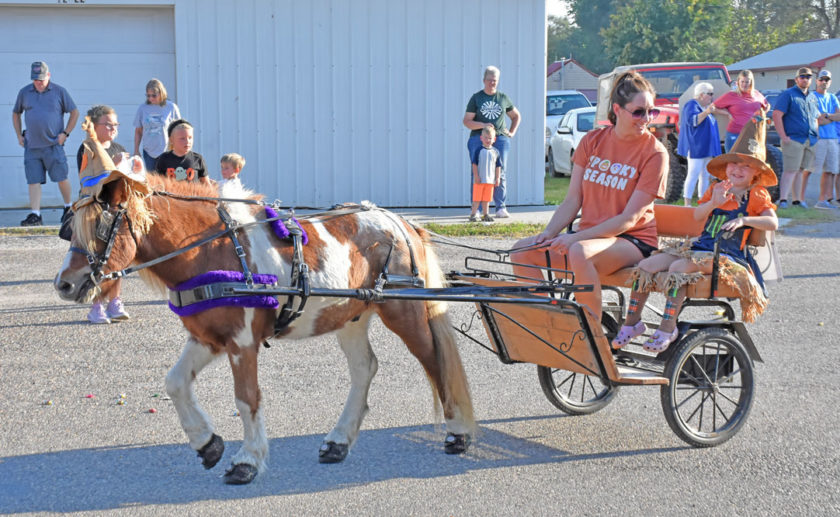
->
xmin=796 ymin=67 xmax=813 ymax=77
xmin=818 ymin=70 xmax=832 ymax=80
xmin=31 ymin=61 xmax=49 ymax=80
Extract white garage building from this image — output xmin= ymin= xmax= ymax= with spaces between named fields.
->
xmin=0 ymin=0 xmax=547 ymax=209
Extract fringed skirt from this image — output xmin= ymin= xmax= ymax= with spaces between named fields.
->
xmin=628 ymin=240 xmax=768 ymax=323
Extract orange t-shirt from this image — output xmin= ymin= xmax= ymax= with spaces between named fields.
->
xmin=572 ymin=127 xmax=668 ymax=247
xmin=697 ymin=184 xmax=776 ymax=249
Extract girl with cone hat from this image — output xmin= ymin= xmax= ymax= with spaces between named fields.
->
xmin=71 ymin=106 xmax=148 ymax=324
xmin=611 ymin=111 xmax=779 ymax=353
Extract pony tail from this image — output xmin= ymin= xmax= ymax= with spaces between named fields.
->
xmin=419 ymin=230 xmax=476 ymax=435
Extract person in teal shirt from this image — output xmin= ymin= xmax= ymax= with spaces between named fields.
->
xmin=463 ymin=66 xmax=520 ymax=218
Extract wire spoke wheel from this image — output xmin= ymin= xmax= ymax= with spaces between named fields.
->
xmin=661 ymin=328 xmax=755 ymax=447
xmin=537 ymin=314 xmax=620 ymax=415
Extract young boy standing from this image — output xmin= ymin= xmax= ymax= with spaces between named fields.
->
xmin=154 ymin=119 xmax=207 ymax=181
xmin=469 ymin=126 xmax=501 ymax=222
xmin=219 ymin=153 xmax=246 ymax=189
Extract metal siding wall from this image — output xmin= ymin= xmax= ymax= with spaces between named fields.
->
xmin=174 ymin=0 xmax=545 ymax=207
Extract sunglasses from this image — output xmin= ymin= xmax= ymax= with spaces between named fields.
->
xmin=621 ymin=106 xmax=661 ymax=119
xmin=818 ymin=77 xmax=831 ymax=82
xmin=146 ymin=93 xmax=159 ymax=98
xmin=798 ymin=74 xmax=812 ymax=79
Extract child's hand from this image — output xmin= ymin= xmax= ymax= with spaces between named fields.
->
xmin=711 ymin=179 xmax=734 ymax=206
xmin=721 ymin=216 xmax=746 ymax=231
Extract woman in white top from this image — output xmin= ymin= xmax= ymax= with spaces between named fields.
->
xmin=133 ymin=78 xmax=181 ymax=171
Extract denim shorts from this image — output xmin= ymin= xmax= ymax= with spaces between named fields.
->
xmin=24 ymin=144 xmax=69 ymax=184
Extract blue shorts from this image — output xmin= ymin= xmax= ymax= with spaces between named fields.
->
xmin=24 ymin=145 xmax=69 ymax=185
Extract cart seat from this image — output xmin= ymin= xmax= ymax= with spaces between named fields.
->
xmin=599 ymin=204 xmax=767 ymax=299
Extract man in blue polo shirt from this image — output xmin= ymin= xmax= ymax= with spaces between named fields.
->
xmin=12 ymin=61 xmax=79 ymax=226
xmin=772 ymin=67 xmax=820 ymax=208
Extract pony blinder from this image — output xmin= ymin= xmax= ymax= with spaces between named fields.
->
xmin=96 ymin=209 xmax=116 ymax=242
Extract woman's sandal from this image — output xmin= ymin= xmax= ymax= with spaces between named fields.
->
xmin=643 ymin=328 xmax=679 ymax=354
xmin=611 ymin=321 xmax=647 ymax=349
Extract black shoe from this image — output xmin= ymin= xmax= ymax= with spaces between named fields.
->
xmin=20 ymin=213 xmax=43 ymax=226
xmin=61 ymin=207 xmax=71 ymax=223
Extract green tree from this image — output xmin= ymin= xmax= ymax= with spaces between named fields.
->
xmin=547 ymin=15 xmax=576 ymax=64
xmin=602 ymin=0 xmax=731 ymax=65
xmin=809 ymin=0 xmax=839 ymax=37
xmin=567 ymin=0 xmax=623 ymax=73
xmin=720 ymin=0 xmax=815 ymax=63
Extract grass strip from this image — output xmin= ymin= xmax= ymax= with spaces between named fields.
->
xmin=425 ymin=222 xmax=544 ymax=238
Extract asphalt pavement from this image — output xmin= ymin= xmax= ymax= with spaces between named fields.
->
xmin=1 ymin=209 xmax=839 ymax=515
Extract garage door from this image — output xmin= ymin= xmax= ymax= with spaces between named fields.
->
xmin=0 ymin=5 xmax=175 ymax=209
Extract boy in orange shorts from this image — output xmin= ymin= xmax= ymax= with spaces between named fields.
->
xmin=469 ymin=125 xmax=501 ymax=222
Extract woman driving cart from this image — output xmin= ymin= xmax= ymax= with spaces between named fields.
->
xmin=511 ymin=71 xmax=668 ymax=321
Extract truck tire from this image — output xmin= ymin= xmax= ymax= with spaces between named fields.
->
xmin=764 ymin=145 xmax=782 ymax=202
xmin=664 ymin=139 xmax=687 ymax=203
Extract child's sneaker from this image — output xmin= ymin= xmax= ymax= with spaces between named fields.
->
xmin=468 ymin=214 xmax=479 ymax=222
xmin=482 ymin=214 xmax=494 ymax=222
xmin=87 ymin=303 xmax=111 ymax=324
xmin=106 ymin=297 xmax=130 ymax=321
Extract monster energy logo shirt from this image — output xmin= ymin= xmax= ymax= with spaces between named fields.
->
xmin=466 ymin=90 xmax=515 ymax=137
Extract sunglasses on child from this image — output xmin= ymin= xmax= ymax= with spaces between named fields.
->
xmin=621 ymin=106 xmax=661 ymax=119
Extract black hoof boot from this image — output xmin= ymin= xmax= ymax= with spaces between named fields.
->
xmin=444 ymin=433 xmax=471 ymax=454
xmin=318 ymin=441 xmax=349 ymax=463
xmin=223 ymin=463 xmax=258 ymax=485
xmin=197 ymin=433 xmax=225 ymax=469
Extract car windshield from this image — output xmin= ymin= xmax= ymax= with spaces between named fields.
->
xmin=547 ymin=94 xmax=590 ymax=116
xmin=577 ymin=112 xmax=595 ymax=132
xmin=638 ymin=68 xmax=728 ymax=98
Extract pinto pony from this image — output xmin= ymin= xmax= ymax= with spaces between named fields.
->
xmin=54 ymin=173 xmax=475 ymax=484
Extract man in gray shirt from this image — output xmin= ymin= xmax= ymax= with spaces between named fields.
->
xmin=12 ymin=61 xmax=79 ymax=226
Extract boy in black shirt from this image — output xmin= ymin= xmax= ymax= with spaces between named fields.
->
xmin=154 ymin=119 xmax=207 ymax=181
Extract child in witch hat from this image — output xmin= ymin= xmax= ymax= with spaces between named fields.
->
xmin=73 ymin=115 xmax=148 ymax=324
xmin=611 ymin=111 xmax=779 ymax=353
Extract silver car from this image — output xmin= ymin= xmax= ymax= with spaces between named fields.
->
xmin=546 ymin=106 xmax=597 ymax=177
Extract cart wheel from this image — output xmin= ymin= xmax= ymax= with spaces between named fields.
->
xmin=536 ymin=314 xmax=620 ymax=415
xmin=660 ymin=328 xmax=755 ymax=447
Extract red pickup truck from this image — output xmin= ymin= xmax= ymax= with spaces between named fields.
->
xmin=596 ymin=62 xmax=781 ymax=201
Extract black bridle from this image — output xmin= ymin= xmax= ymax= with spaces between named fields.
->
xmin=68 ymin=203 xmax=132 ymax=286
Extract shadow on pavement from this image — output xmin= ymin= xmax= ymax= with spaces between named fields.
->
xmin=0 ymin=417 xmax=682 ymax=513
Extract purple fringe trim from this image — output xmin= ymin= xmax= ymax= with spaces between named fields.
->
xmin=172 ymin=270 xmax=277 ymax=291
xmin=169 ymin=270 xmax=280 ymax=317
xmin=265 ymin=206 xmax=308 ymax=245
xmin=168 ymin=296 xmax=279 ymax=317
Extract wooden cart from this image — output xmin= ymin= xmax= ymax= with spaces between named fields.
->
xmin=447 ymin=204 xmax=776 ymax=447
